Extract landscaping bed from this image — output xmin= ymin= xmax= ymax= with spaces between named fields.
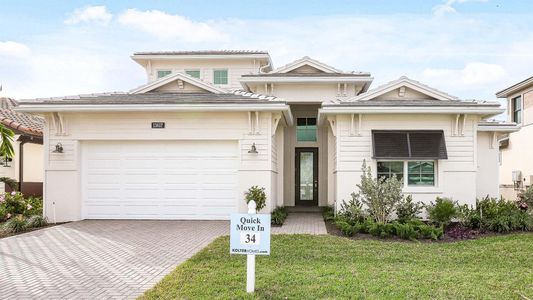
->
xmin=140 ymin=234 xmax=533 ymax=299
xmin=0 ymin=191 xmax=48 ymax=238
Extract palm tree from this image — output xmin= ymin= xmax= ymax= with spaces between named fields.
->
xmin=0 ymin=124 xmax=14 ymax=164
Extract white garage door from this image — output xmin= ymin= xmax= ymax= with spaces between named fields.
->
xmin=82 ymin=140 xmax=238 ymax=220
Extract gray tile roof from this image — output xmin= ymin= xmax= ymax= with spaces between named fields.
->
xmin=0 ymin=98 xmax=43 ymax=136
xmin=242 ymin=73 xmax=371 ymax=77
xmin=18 ymin=92 xmax=285 ymax=105
xmin=324 ymin=99 xmax=501 ymax=107
xmin=133 ymin=50 xmax=269 ymax=56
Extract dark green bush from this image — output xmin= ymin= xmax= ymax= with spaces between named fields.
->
xmin=426 ymin=197 xmax=457 ymax=227
xmin=396 ymin=195 xmax=423 ymax=223
xmin=27 ymin=215 xmax=48 ymax=228
xmin=244 ymin=186 xmax=266 ymax=212
xmin=335 ymin=220 xmax=356 ymax=236
xmin=393 ymin=222 xmax=418 ymax=241
xmin=271 ymin=206 xmax=288 ymax=225
xmin=322 ymin=206 xmax=335 ymax=222
xmin=368 ymin=222 xmax=395 ymax=238
xmin=3 ymin=215 xmax=27 ymax=233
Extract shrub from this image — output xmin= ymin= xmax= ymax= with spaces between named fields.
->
xmin=335 ymin=220 xmax=356 ymax=236
xmin=393 ymin=222 xmax=418 ymax=241
xmin=517 ymin=185 xmax=533 ymax=210
xmin=27 ymin=215 xmax=48 ymax=228
xmin=477 ymin=197 xmax=532 ymax=233
xmin=244 ymin=186 xmax=266 ymax=212
xmin=271 ymin=207 xmax=288 ymax=225
xmin=457 ymin=203 xmax=482 ymax=229
xmin=426 ymin=197 xmax=457 ymax=227
xmin=3 ymin=215 xmax=27 ymax=233
xmin=368 ymin=222 xmax=395 ymax=238
xmin=396 ymin=195 xmax=423 ymax=223
xmin=356 ymin=161 xmax=405 ymax=223
xmin=322 ymin=206 xmax=335 ymax=222
xmin=0 ymin=177 xmax=18 ymax=190
xmin=339 ymin=194 xmax=367 ymax=224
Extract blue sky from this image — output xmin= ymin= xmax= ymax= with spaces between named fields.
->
xmin=1 ymin=0 xmax=532 ymax=115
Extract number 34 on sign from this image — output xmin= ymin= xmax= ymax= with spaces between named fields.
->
xmin=230 ymin=214 xmax=271 ymax=255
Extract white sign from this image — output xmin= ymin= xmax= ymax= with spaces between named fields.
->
xmin=230 ymin=213 xmax=271 ymax=255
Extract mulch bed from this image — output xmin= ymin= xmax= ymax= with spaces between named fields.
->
xmin=325 ymin=219 xmax=518 ymax=243
xmin=0 ymin=222 xmax=66 ymax=239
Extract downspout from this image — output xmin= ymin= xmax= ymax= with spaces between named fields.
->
xmin=259 ymin=61 xmax=271 ymax=74
xmin=19 ymin=140 xmax=25 ymax=193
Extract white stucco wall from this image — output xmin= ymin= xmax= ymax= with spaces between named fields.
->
xmin=43 ymin=111 xmax=281 ymax=222
xmin=476 ymin=131 xmax=499 ymax=199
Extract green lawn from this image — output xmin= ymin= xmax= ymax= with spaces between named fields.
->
xmin=141 ymin=234 xmax=533 ymax=299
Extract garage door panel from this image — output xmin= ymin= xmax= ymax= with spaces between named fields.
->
xmin=83 ymin=140 xmax=238 ymax=220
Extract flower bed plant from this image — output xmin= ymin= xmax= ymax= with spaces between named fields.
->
xmin=271 ymin=206 xmax=288 ymax=226
xmin=0 ymin=191 xmax=47 ymax=236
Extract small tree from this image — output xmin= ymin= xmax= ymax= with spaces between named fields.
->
xmin=244 ymin=186 xmax=266 ymax=212
xmin=0 ymin=125 xmax=14 ymax=162
xmin=357 ymin=161 xmax=404 ymax=223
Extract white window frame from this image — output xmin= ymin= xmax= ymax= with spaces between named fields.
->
xmin=375 ymin=160 xmax=441 ymax=193
xmin=213 ymin=69 xmax=229 ymax=85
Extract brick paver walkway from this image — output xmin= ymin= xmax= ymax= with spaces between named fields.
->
xmin=272 ymin=212 xmax=327 ymax=234
xmin=0 ymin=220 xmax=228 ymax=300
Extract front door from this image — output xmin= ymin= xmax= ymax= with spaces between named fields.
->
xmin=295 ymin=148 xmax=318 ymax=206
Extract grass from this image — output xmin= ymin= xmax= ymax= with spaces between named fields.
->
xmin=141 ymin=233 xmax=533 ymax=299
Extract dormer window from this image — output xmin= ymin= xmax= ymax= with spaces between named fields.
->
xmin=213 ymin=69 xmax=228 ymax=85
xmin=157 ymin=70 xmax=172 ymax=79
xmin=512 ymin=96 xmax=522 ymax=124
xmin=186 ymin=70 xmax=201 ymax=79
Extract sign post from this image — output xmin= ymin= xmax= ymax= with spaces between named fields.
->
xmin=230 ymin=200 xmax=271 ymax=293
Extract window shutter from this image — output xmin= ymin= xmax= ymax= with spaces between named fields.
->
xmin=372 ymin=130 xmax=447 ymax=159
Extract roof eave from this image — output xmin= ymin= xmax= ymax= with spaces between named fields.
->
xmin=239 ymin=77 xmax=374 ymax=83
xmin=495 ymin=77 xmax=533 ymax=98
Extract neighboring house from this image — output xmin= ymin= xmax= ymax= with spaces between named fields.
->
xmin=16 ymin=51 xmax=515 ymax=222
xmin=0 ymin=97 xmax=44 ymax=197
xmin=496 ymin=76 xmax=533 ymax=200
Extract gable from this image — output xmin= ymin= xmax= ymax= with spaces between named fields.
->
xmin=130 ymin=72 xmax=226 ymax=94
xmin=287 ymin=64 xmax=326 ymax=74
xmin=151 ymin=80 xmax=211 ymax=93
xmin=348 ymin=77 xmax=459 ymax=102
xmin=373 ymin=87 xmax=439 ymax=101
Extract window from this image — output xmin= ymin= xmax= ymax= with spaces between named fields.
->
xmin=157 ymin=70 xmax=172 ymax=79
xmin=512 ymin=96 xmax=522 ymax=123
xmin=407 ymin=161 xmax=435 ymax=186
xmin=377 ymin=161 xmax=404 ymax=181
xmin=372 ymin=130 xmax=447 ymax=159
xmin=377 ymin=161 xmax=436 ymax=186
xmin=296 ymin=118 xmax=317 ymax=142
xmin=213 ymin=69 xmax=228 ymax=85
xmin=186 ymin=70 xmax=201 ymax=79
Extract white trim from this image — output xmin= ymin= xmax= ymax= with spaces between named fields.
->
xmin=348 ymin=76 xmax=459 ymax=101
xmin=130 ymin=72 xmax=227 ymax=94
xmin=132 ymin=53 xmax=271 ymax=61
xmin=477 ymin=124 xmax=520 ymax=132
xmin=271 ymin=56 xmax=343 ymax=74
xmin=240 ymin=76 xmax=372 ymax=84
xmin=317 ymin=106 xmax=504 ymax=124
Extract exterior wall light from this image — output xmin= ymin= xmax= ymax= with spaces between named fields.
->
xmin=248 ymin=143 xmax=258 ymax=154
xmin=53 ymin=143 xmax=64 ymax=153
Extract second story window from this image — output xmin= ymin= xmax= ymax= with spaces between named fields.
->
xmin=512 ymin=96 xmax=522 ymax=123
xmin=157 ymin=70 xmax=172 ymax=79
xmin=185 ymin=70 xmax=201 ymax=79
xmin=213 ymin=69 xmax=228 ymax=85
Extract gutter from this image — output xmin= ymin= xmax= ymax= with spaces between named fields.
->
xmin=16 ymin=103 xmax=294 ymax=126
xmin=477 ymin=124 xmax=521 ymax=132
xmin=317 ymin=106 xmax=505 ymax=125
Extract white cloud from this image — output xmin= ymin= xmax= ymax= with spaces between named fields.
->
xmin=0 ymin=41 xmax=31 ymax=58
xmin=423 ymin=62 xmax=507 ymax=87
xmin=433 ymin=0 xmax=488 ymax=16
xmin=65 ymin=5 xmax=112 ymax=25
xmin=117 ymin=9 xmax=224 ymax=42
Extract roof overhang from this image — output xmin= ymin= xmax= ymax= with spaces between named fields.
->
xmin=16 ymin=103 xmax=294 ymax=126
xmin=132 ymin=53 xmax=273 ymax=70
xmin=240 ymin=76 xmax=374 ymax=92
xmin=477 ymin=123 xmax=521 ymax=133
xmin=317 ymin=105 xmax=505 ymax=125
xmin=495 ymin=76 xmax=533 ymax=98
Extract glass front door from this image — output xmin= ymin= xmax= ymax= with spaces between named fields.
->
xmin=295 ymin=148 xmax=318 ymax=206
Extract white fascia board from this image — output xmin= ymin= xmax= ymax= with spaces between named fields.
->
xmin=317 ymin=106 xmax=505 ymax=125
xmin=477 ymin=124 xmax=521 ymax=132
xmin=132 ymin=54 xmax=271 ymax=61
xmin=239 ymin=77 xmax=374 ymax=83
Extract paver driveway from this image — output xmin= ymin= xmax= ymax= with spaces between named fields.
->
xmin=0 ymin=220 xmax=229 ymax=299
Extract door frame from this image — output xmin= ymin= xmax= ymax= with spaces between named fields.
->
xmin=295 ymin=147 xmax=319 ymax=206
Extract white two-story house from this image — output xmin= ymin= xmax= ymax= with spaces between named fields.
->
xmin=17 ymin=50 xmax=516 ymax=222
